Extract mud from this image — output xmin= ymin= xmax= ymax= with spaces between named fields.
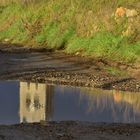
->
xmin=0 ymin=44 xmax=139 ymax=92
xmin=0 ymin=122 xmax=140 ymax=140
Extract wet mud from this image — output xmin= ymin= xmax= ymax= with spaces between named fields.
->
xmin=0 ymin=48 xmax=139 ymax=92
xmin=0 ymin=122 xmax=140 ymax=140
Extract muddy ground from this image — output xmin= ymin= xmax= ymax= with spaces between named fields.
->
xmin=0 ymin=43 xmax=140 ymax=139
xmin=0 ymin=122 xmax=140 ymax=140
xmin=0 ymin=44 xmax=139 ymax=92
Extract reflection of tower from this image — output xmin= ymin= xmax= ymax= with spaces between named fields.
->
xmin=20 ymin=82 xmax=54 ymax=123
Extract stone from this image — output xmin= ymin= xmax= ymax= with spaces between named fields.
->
xmin=4 ymin=38 xmax=10 ymax=42
xmin=115 ymin=7 xmax=126 ymax=18
xmin=114 ymin=7 xmax=139 ymax=37
xmin=125 ymin=9 xmax=138 ymax=18
xmin=115 ymin=7 xmax=138 ymax=18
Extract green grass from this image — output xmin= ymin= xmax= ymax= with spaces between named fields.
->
xmin=66 ymin=33 xmax=139 ymax=63
xmin=0 ymin=0 xmax=140 ymax=64
xmin=104 ymin=66 xmax=128 ymax=76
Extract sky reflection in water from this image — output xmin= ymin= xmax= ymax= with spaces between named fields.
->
xmin=0 ymin=81 xmax=140 ymax=124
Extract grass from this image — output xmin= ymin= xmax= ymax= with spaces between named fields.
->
xmin=67 ymin=33 xmax=140 ymax=63
xmin=104 ymin=66 xmax=128 ymax=76
xmin=0 ymin=0 xmax=140 ymax=64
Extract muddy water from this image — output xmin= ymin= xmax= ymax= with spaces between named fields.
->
xmin=0 ymin=80 xmax=140 ymax=125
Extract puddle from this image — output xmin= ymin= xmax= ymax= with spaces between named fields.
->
xmin=0 ymin=81 xmax=140 ymax=125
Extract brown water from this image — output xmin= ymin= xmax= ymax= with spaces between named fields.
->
xmin=0 ymin=81 xmax=140 ymax=125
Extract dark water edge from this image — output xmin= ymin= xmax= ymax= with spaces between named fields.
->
xmin=0 ymin=80 xmax=140 ymax=125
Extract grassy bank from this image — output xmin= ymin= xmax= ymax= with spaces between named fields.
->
xmin=0 ymin=0 xmax=140 ymax=64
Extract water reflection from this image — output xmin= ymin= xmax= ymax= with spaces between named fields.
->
xmin=20 ymin=82 xmax=54 ymax=123
xmin=0 ymin=81 xmax=140 ymax=124
xmin=79 ymin=88 xmax=140 ymax=123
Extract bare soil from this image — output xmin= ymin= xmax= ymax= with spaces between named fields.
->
xmin=0 ymin=122 xmax=140 ymax=140
xmin=0 ymin=43 xmax=139 ymax=92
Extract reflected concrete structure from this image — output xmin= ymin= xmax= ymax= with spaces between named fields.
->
xmin=20 ymin=82 xmax=54 ymax=123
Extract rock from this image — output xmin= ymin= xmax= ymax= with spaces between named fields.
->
xmin=115 ymin=7 xmax=126 ymax=18
xmin=125 ymin=9 xmax=138 ymax=18
xmin=75 ymin=52 xmax=80 ymax=55
xmin=4 ymin=38 xmax=10 ymax=42
xmin=115 ymin=7 xmax=138 ymax=18
xmin=115 ymin=7 xmax=139 ymax=37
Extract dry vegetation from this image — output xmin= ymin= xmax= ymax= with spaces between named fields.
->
xmin=0 ymin=0 xmax=140 ymax=64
